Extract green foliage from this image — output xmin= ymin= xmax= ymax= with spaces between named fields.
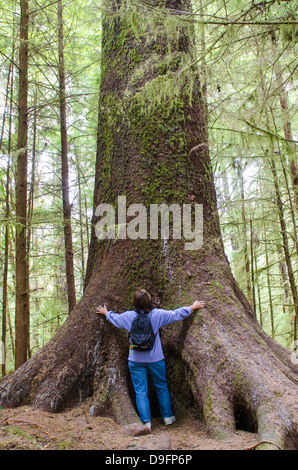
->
xmin=203 ymin=0 xmax=297 ymax=347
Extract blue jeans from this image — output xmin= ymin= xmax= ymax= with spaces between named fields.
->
xmin=128 ymin=359 xmax=173 ymax=423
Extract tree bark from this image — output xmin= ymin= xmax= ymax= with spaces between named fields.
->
xmin=77 ymin=169 xmax=86 ymax=291
xmin=15 ymin=0 xmax=30 ymax=370
xmin=57 ymin=0 xmax=76 ymax=314
xmin=0 ymin=0 xmax=297 ymax=449
xmin=26 ymin=88 xmax=38 ymax=360
xmin=1 ymin=159 xmax=10 ymax=378
xmin=237 ymin=161 xmax=252 ymax=305
xmin=249 ymin=219 xmax=256 ymax=313
xmin=264 ymin=230 xmax=275 ymax=339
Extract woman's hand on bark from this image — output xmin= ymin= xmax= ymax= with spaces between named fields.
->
xmin=96 ymin=305 xmax=108 ymax=315
xmin=190 ymin=300 xmax=205 ymax=312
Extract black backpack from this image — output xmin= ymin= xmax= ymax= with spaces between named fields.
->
xmin=130 ymin=311 xmax=156 ymax=351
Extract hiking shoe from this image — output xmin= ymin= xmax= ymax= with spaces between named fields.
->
xmin=164 ymin=416 xmax=176 ymax=426
xmin=144 ymin=421 xmax=151 ymax=431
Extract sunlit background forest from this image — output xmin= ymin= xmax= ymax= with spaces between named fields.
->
xmin=0 ymin=0 xmax=297 ymax=374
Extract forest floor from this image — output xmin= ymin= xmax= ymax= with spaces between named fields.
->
xmin=0 ymin=401 xmax=260 ymax=451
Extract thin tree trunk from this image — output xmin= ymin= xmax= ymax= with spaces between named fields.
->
xmin=77 ymin=170 xmax=85 ymax=290
xmin=277 ymin=246 xmax=290 ymax=305
xmin=221 ymin=169 xmax=239 ymax=251
xmin=2 ymin=160 xmax=10 ymax=377
xmin=0 ymin=48 xmax=15 ymax=377
xmin=57 ymin=0 xmax=76 ymax=314
xmin=238 ymin=163 xmax=252 ymax=303
xmin=15 ymin=0 xmax=30 ymax=370
xmin=198 ymin=0 xmax=208 ymax=121
xmin=27 ymin=90 xmax=37 ymax=257
xmin=1 ymin=4 xmax=16 ymax=374
xmin=264 ymin=230 xmax=275 ymax=338
xmin=7 ymin=301 xmax=15 ymax=360
xmin=269 ymin=154 xmax=298 ymax=341
xmin=276 ymin=245 xmax=294 ymax=344
xmin=270 ymin=110 xmax=298 ymax=256
xmin=250 ymin=218 xmax=256 ymax=313
xmin=0 ymin=61 xmax=13 ymax=152
xmin=254 ymin=250 xmax=263 ymax=327
xmin=26 ymin=89 xmax=38 ymax=359
xmin=84 ymin=195 xmax=89 ymax=254
xmin=6 ymin=67 xmax=15 ymax=364
xmin=270 ymin=32 xmax=298 ymax=210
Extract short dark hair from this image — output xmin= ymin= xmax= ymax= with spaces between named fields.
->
xmin=133 ymin=289 xmax=153 ymax=313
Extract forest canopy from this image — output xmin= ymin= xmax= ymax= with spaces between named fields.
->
xmin=0 ymin=0 xmax=297 ymax=374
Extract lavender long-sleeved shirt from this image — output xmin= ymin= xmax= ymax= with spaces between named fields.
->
xmin=106 ymin=306 xmax=192 ymax=363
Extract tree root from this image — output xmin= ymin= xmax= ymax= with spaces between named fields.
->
xmin=163 ymin=308 xmax=298 ymax=450
xmin=243 ymin=440 xmax=281 ymax=450
xmin=89 ymin=330 xmax=141 ymax=425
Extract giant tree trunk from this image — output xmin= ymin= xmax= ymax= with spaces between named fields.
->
xmin=0 ymin=0 xmax=297 ymax=449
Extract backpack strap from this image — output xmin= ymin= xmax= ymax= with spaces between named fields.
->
xmin=136 ymin=309 xmax=145 ymax=315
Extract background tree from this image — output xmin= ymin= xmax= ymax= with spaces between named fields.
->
xmin=15 ymin=0 xmax=30 ymax=369
xmin=57 ymin=0 xmax=76 ymax=314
